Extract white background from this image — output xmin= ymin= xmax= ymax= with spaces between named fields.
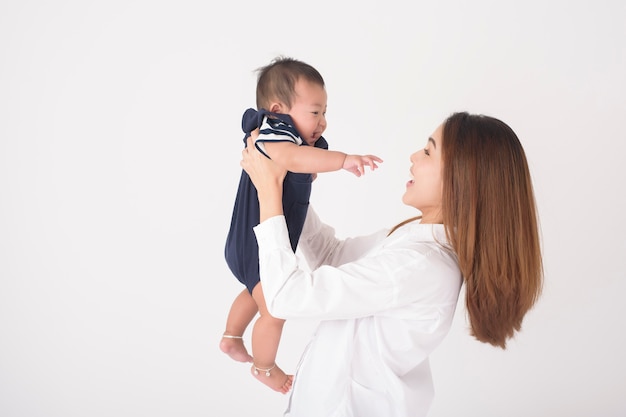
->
xmin=1 ymin=1 xmax=625 ymax=416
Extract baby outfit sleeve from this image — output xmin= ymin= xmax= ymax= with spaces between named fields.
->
xmin=254 ymin=115 xmax=303 ymax=157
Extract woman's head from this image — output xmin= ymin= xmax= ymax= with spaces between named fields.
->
xmin=402 ymin=112 xmax=543 ymax=348
xmin=441 ymin=112 xmax=543 ymax=348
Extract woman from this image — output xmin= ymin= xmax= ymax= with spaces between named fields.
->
xmin=240 ymin=112 xmax=543 ymax=417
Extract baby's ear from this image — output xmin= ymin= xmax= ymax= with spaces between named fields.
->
xmin=269 ymin=102 xmax=286 ymax=113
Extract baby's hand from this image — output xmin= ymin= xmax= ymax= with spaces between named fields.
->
xmin=343 ymin=155 xmax=383 ymax=177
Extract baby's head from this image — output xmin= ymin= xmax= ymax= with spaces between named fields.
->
xmin=256 ymin=56 xmax=328 ymax=145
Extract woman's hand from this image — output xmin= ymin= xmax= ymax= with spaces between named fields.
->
xmin=240 ymin=130 xmax=287 ymax=221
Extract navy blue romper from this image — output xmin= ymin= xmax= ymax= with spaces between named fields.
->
xmin=224 ymin=108 xmax=329 ymax=294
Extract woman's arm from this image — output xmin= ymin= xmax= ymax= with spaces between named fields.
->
xmin=240 ymin=135 xmax=286 ymax=222
xmin=297 ymin=206 xmax=389 ymax=270
xmin=254 ymin=217 xmax=459 ymax=320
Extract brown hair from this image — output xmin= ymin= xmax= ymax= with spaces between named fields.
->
xmin=255 ymin=56 xmax=325 ymax=110
xmin=442 ymin=112 xmax=543 ymax=348
xmin=390 ymin=112 xmax=543 ymax=349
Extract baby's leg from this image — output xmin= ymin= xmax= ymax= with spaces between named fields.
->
xmin=220 ymin=288 xmax=257 ymax=362
xmin=250 ymin=283 xmax=292 ymax=394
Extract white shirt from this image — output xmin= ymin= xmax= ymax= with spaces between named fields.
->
xmin=253 ymin=207 xmax=462 ymax=417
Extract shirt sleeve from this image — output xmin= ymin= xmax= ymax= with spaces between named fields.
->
xmin=254 ymin=116 xmax=303 ymax=157
xmin=253 ymin=214 xmax=460 ymax=321
xmin=297 ymin=206 xmax=390 ymax=269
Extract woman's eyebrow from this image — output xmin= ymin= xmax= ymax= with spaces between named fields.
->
xmin=428 ymin=137 xmax=437 ymax=149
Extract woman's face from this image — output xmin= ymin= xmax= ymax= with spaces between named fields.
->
xmin=402 ymin=122 xmax=444 ymax=224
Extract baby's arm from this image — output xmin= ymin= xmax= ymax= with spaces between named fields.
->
xmin=263 ymin=142 xmax=382 ymax=176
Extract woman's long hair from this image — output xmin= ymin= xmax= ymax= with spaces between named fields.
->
xmin=441 ymin=112 xmax=543 ymax=348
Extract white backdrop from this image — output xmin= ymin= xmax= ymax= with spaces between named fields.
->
xmin=1 ymin=1 xmax=625 ymax=416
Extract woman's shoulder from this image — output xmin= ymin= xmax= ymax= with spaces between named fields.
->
xmin=385 ymin=221 xmax=448 ymax=246
xmin=381 ymin=223 xmax=458 ymax=269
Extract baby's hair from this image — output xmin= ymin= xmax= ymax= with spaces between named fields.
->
xmin=255 ymin=56 xmax=325 ymax=110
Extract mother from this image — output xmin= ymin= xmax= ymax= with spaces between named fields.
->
xmin=241 ymin=112 xmax=543 ymax=417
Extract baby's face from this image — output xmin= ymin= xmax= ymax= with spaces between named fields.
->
xmin=288 ymin=79 xmax=327 ymax=146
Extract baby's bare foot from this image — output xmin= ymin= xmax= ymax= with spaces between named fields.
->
xmin=219 ymin=335 xmax=253 ymax=363
xmin=250 ymin=363 xmax=293 ymax=394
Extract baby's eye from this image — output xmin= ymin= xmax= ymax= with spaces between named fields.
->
xmin=312 ymin=111 xmax=319 ymax=115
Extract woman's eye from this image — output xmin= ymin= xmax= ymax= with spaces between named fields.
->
xmin=424 ymin=148 xmax=430 ymax=156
